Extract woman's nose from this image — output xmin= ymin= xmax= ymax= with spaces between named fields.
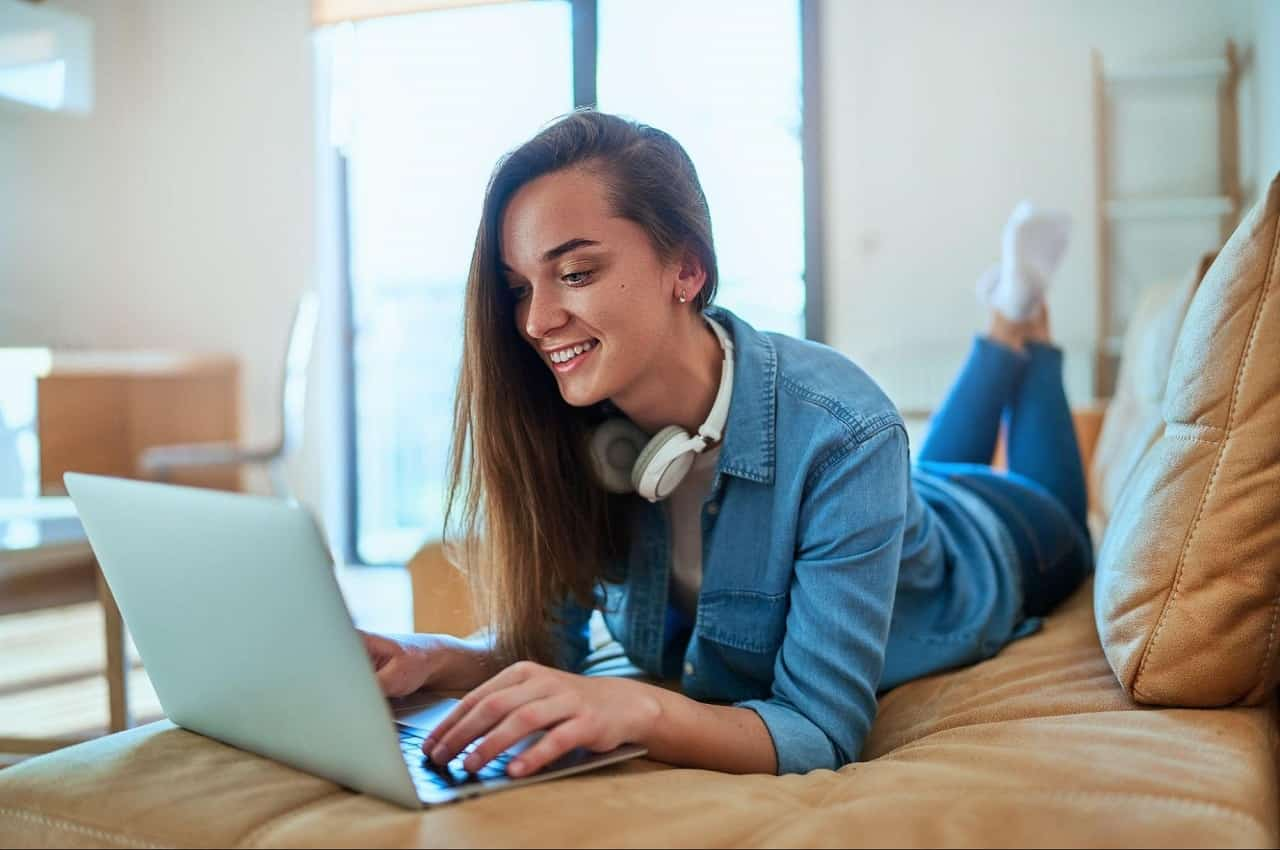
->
xmin=522 ymin=283 xmax=569 ymax=340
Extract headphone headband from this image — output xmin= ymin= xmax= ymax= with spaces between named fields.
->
xmin=695 ymin=315 xmax=734 ymax=447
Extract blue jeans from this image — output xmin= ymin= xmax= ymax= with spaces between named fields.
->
xmin=917 ymin=336 xmax=1095 ymax=618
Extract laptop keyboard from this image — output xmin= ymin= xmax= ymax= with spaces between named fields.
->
xmin=398 ymin=725 xmax=516 ymax=791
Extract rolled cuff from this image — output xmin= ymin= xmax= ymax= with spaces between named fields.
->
xmin=737 ymin=698 xmax=840 ymax=775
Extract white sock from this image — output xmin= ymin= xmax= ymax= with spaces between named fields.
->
xmin=974 ymin=262 xmax=1000 ymax=307
xmin=979 ymin=201 xmax=1071 ymax=321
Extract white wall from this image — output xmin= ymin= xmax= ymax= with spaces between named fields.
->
xmin=0 ymin=0 xmax=329 ymax=528
xmin=820 ymin=0 xmax=1266 ymax=415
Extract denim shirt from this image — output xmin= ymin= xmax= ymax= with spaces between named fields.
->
xmin=554 ymin=306 xmax=1036 ymax=775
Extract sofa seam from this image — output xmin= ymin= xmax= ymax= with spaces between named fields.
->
xmin=1131 ymin=434 xmax=1225 ymax=702
xmin=1160 ymin=433 xmax=1221 ymax=447
xmin=0 ymin=807 xmax=170 ymax=849
xmin=1023 ymin=788 xmax=1266 ymax=833
xmin=1132 ymin=213 xmax=1278 ymax=703
xmin=1164 ymin=420 xmax=1227 ymax=439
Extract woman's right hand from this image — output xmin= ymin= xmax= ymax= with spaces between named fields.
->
xmin=358 ymin=630 xmax=494 ymax=697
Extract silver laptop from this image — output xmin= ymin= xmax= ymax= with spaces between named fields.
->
xmin=63 ymin=472 xmax=645 ymax=808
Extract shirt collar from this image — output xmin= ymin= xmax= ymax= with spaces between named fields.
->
xmin=703 ymin=305 xmax=777 ymax=485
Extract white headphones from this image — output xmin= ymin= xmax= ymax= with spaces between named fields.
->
xmin=589 ymin=314 xmax=734 ymax=503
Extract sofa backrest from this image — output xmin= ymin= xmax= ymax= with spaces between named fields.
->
xmin=1094 ymin=172 xmax=1280 ymax=707
xmin=1087 ymin=253 xmax=1212 ymax=538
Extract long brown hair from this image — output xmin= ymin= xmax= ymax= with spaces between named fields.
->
xmin=443 ymin=109 xmax=720 ymax=668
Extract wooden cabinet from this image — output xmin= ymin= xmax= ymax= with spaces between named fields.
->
xmin=36 ymin=353 xmax=242 ymax=494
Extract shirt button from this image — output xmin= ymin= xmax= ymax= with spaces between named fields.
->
xmin=683 ymin=661 xmax=695 ymax=677
xmin=706 ymin=502 xmax=720 ymax=516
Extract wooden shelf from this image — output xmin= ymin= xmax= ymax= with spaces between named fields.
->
xmin=1091 ymin=41 xmax=1240 ymax=399
xmin=1104 ymin=57 xmax=1230 ymax=85
xmin=1104 ymin=196 xmax=1236 ymax=221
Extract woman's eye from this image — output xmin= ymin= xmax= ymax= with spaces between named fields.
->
xmin=509 ymin=286 xmax=529 ymax=301
xmin=562 ymin=270 xmax=592 ymax=285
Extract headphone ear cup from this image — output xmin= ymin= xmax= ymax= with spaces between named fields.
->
xmin=589 ymin=418 xmax=649 ymax=494
xmin=632 ymin=424 xmax=698 ymax=501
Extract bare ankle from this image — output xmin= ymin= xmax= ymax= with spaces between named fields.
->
xmin=1023 ymin=303 xmax=1053 ymax=345
xmin=986 ymin=311 xmax=1028 ymax=354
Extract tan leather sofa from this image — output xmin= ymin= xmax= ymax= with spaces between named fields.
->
xmin=3 ymin=178 xmax=1277 ymax=848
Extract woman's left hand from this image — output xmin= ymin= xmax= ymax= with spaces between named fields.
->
xmin=423 ymin=661 xmax=660 ymax=777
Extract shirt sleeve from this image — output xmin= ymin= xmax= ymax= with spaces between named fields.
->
xmin=737 ymin=424 xmax=909 ymax=774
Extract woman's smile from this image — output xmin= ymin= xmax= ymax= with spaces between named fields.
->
xmin=549 ymin=339 xmax=598 ymax=374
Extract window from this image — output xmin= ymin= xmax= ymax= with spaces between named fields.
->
xmin=598 ymin=0 xmax=806 ymax=337
xmin=337 ymin=3 xmax=573 ymax=564
xmin=333 ymin=0 xmax=814 ymax=565
xmin=0 ymin=1 xmax=93 ymax=113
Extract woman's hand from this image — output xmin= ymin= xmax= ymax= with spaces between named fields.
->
xmin=422 ymin=660 xmax=660 ymax=778
xmin=358 ymin=630 xmax=495 ymax=696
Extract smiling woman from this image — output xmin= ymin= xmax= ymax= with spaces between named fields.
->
xmin=359 ymin=110 xmax=1096 ymax=782
xmin=361 ymin=112 xmax=783 ymax=777
xmin=454 ymin=114 xmax=724 ymax=667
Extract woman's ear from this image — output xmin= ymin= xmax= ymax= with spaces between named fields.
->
xmin=673 ymin=248 xmax=708 ymax=301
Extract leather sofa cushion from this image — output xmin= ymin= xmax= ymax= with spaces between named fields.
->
xmin=1094 ymin=172 xmax=1280 ymax=707
xmin=1086 ymin=252 xmax=1209 ymax=537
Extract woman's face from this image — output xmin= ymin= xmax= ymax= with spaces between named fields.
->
xmin=500 ymin=167 xmax=683 ymax=408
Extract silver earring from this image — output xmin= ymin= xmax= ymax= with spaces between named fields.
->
xmin=678 ymin=291 xmax=688 ymax=304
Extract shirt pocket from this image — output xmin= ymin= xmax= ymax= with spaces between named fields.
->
xmin=697 ymin=589 xmax=789 ymax=653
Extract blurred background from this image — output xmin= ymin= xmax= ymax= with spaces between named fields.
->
xmin=1 ymin=0 xmax=1277 ymax=755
